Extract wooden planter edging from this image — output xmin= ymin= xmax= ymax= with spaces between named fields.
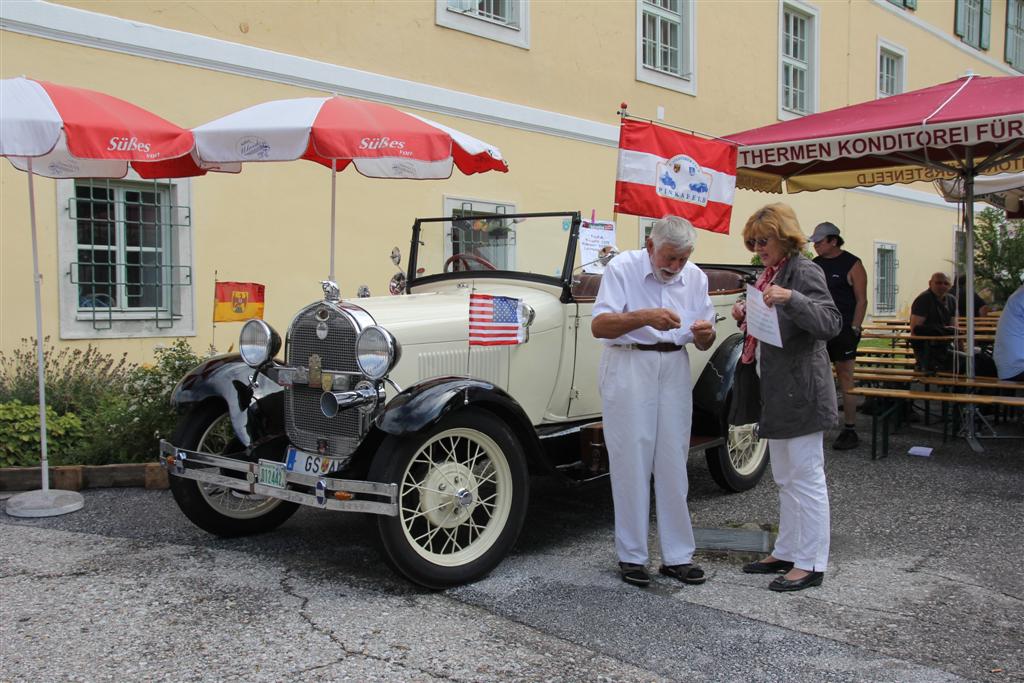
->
xmin=0 ymin=463 xmax=168 ymax=492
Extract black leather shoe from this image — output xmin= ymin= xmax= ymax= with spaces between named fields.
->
xmin=768 ymin=571 xmax=824 ymax=592
xmin=619 ymin=562 xmax=651 ymax=587
xmin=743 ymin=559 xmax=794 ymax=574
xmin=659 ymin=563 xmax=706 ymax=585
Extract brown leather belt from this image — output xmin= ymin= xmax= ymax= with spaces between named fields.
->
xmin=615 ymin=342 xmax=682 ymax=352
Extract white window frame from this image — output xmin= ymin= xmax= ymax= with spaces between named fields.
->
xmin=639 ymin=217 xmax=658 ymax=248
xmin=873 ymin=241 xmax=899 ymax=315
xmin=435 ymin=0 xmax=530 ymax=49
xmin=877 ymin=38 xmax=907 ymax=98
xmin=636 ymin=0 xmax=697 ymax=96
xmin=778 ymin=0 xmax=819 ymax=121
xmin=442 ymin=195 xmax=518 ymax=270
xmin=56 ymin=175 xmax=196 ymax=339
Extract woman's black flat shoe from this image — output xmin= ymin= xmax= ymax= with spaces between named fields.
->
xmin=768 ymin=571 xmax=824 ymax=592
xmin=743 ymin=559 xmax=794 ymax=574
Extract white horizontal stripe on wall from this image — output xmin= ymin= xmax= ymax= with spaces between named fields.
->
xmin=0 ymin=1 xmax=955 ymax=209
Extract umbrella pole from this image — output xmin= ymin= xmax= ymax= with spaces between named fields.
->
xmin=329 ymin=159 xmax=337 ymax=282
xmin=27 ymin=160 xmax=50 ymax=492
xmin=5 ymin=159 xmax=85 ymax=517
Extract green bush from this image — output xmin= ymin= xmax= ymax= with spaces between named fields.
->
xmin=0 ymin=400 xmax=83 ymax=468
xmin=0 ymin=338 xmax=204 ymax=466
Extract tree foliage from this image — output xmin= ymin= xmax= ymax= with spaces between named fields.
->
xmin=971 ymin=208 xmax=1024 ymax=306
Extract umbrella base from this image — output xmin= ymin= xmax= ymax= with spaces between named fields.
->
xmin=4 ymin=489 xmax=85 ymax=518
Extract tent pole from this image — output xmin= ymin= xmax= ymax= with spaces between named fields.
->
xmin=26 ymin=158 xmax=50 ymax=492
xmin=963 ymin=152 xmax=981 ymax=450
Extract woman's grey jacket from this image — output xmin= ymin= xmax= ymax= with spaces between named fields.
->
xmin=731 ymin=255 xmax=842 ymax=439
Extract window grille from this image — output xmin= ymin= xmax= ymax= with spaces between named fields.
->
xmin=68 ymin=179 xmax=191 ymax=330
xmin=451 ymin=203 xmax=516 ymax=270
xmin=874 ymin=242 xmax=898 ymax=315
xmin=642 ymin=0 xmax=688 ymax=77
xmin=447 ymin=0 xmax=519 ymax=28
xmin=782 ymin=9 xmax=810 ymax=114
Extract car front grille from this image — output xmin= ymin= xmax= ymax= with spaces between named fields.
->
xmin=285 ymin=303 xmax=369 ymax=460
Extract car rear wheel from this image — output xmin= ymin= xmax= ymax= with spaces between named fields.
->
xmin=169 ymin=401 xmax=298 ymax=537
xmin=369 ymin=408 xmax=529 ymax=589
xmin=705 ymin=416 xmax=769 ymax=493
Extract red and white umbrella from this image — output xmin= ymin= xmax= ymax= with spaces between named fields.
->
xmin=147 ymin=95 xmax=509 ymax=280
xmin=0 ymin=77 xmax=198 ymax=516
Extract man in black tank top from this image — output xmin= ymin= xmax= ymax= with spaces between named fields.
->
xmin=810 ymin=222 xmax=867 ymax=451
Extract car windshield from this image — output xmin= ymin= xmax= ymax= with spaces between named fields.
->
xmin=410 ymin=211 xmax=619 ymax=285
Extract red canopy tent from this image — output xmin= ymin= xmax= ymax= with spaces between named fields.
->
xmin=726 ymin=74 xmax=1024 ymax=448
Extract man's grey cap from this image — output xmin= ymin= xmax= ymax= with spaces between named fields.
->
xmin=809 ymin=222 xmax=840 ymax=243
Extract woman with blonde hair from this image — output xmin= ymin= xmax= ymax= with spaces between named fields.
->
xmin=730 ymin=203 xmax=841 ymax=591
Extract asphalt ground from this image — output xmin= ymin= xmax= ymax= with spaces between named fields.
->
xmin=1 ymin=410 xmax=1022 ymax=682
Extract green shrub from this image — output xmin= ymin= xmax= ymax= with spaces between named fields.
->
xmin=0 ymin=338 xmax=204 ymax=466
xmin=0 ymin=400 xmax=83 ymax=468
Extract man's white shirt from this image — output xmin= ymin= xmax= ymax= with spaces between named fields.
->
xmin=592 ymin=249 xmax=715 ymax=346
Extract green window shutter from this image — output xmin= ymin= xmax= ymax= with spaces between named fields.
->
xmin=954 ymin=0 xmax=966 ymax=37
xmin=904 ymin=0 xmax=917 ymax=9
xmin=1007 ymin=2 xmax=1015 ymax=64
xmin=981 ymin=0 xmax=992 ymax=49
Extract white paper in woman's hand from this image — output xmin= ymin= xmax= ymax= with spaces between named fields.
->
xmin=744 ymin=284 xmax=783 ymax=347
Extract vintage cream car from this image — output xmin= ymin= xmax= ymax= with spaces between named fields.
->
xmin=160 ymin=211 xmax=767 ymax=588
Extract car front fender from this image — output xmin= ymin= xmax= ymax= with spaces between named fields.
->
xmin=375 ymin=376 xmax=543 ymax=460
xmin=171 ymin=354 xmax=284 ymax=447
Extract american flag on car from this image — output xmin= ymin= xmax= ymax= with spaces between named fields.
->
xmin=468 ymin=293 xmax=526 ymax=346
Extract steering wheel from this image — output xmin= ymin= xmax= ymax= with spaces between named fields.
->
xmin=443 ymin=253 xmax=498 ymax=272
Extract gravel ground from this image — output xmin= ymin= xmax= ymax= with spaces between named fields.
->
xmin=1 ymin=410 xmax=1021 ymax=682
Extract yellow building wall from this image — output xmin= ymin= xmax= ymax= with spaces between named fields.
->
xmin=2 ymin=0 xmax=1017 ymax=362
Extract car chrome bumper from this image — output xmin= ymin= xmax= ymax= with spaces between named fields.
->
xmin=158 ymin=439 xmax=398 ymax=516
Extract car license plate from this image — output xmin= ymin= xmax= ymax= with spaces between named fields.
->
xmin=285 ymin=446 xmax=342 ymax=475
xmin=258 ymin=459 xmax=287 ymax=489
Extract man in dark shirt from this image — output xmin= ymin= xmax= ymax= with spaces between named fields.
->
xmin=909 ymin=272 xmax=956 ymax=372
xmin=811 ymin=222 xmax=867 ymax=451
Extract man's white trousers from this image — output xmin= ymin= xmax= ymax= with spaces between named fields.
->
xmin=599 ymin=345 xmax=695 ymax=566
xmin=767 ymin=432 xmax=830 ymax=572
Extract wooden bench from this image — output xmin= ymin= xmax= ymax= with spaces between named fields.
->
xmin=847 ymin=387 xmax=1024 ymax=459
xmin=856 ymin=347 xmax=914 ymax=357
xmin=856 ymin=356 xmax=917 ymax=368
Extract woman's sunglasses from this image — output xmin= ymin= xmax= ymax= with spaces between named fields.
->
xmin=744 ymin=237 xmax=772 ymax=250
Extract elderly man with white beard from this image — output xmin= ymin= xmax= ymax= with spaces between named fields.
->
xmin=591 ymin=215 xmax=716 ymax=587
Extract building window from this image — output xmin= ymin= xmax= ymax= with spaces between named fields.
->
xmin=874 ymin=242 xmax=898 ymax=315
xmin=639 ymin=217 xmax=657 ymax=247
xmin=955 ymin=0 xmax=991 ymax=50
xmin=57 ymin=178 xmax=195 ymax=339
xmin=1007 ymin=0 xmax=1024 ymax=71
xmin=885 ymin=0 xmax=917 ymax=9
xmin=435 ymin=0 xmax=530 ymax=49
xmin=444 ymin=197 xmax=517 ymax=270
xmin=779 ymin=1 xmax=818 ymax=118
xmin=877 ymin=41 xmax=906 ymax=98
xmin=636 ymin=0 xmax=696 ymax=96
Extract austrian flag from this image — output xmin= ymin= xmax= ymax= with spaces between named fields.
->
xmin=614 ymin=119 xmax=738 ymax=234
xmin=468 ymin=293 xmax=526 ymax=346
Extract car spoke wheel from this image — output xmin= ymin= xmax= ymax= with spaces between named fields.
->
xmin=194 ymin=413 xmax=284 ymax=520
xmin=726 ymin=422 xmax=768 ymax=478
xmin=705 ymin=397 xmax=770 ymax=493
xmin=371 ymin=408 xmax=529 ymax=589
xmin=169 ymin=401 xmax=298 ymax=537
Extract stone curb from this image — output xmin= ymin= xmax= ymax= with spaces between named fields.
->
xmin=0 ymin=463 xmax=168 ymax=492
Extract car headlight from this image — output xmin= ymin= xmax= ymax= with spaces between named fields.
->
xmin=239 ymin=319 xmax=281 ymax=368
xmin=356 ymin=326 xmax=400 ymax=380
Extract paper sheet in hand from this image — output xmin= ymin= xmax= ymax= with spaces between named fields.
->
xmin=671 ymin=310 xmax=704 ymax=345
xmin=744 ymin=284 xmax=783 ymax=347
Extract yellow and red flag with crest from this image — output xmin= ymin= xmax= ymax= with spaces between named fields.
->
xmin=213 ymin=282 xmax=265 ymax=322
